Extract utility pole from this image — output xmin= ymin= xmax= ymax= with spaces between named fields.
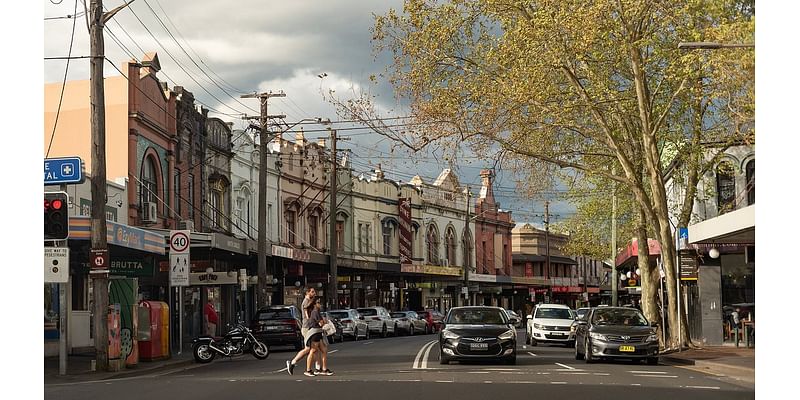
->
xmin=463 ymin=186 xmax=471 ymax=306
xmin=88 ymin=0 xmax=135 ymax=372
xmin=241 ymin=91 xmax=285 ymax=308
xmin=327 ymin=128 xmax=339 ymax=309
xmin=545 ymin=201 xmax=551 ymax=302
xmin=611 ymin=167 xmax=618 ymax=307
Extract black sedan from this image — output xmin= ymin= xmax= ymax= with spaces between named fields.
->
xmin=574 ymin=307 xmax=659 ymax=365
xmin=438 ymin=306 xmax=518 ymax=365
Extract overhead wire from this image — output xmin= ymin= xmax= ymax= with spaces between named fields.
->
xmin=46 ymin=0 xmax=79 ymax=158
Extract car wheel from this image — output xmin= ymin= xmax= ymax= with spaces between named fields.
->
xmin=584 ymin=338 xmax=594 ymax=364
xmin=525 ymin=331 xmax=531 ymax=345
xmin=409 ymin=325 xmax=415 ymax=336
xmin=355 ymin=327 xmax=360 ymax=341
xmin=365 ymin=328 xmax=371 ymax=340
xmin=574 ymin=339 xmax=584 ymax=360
xmin=646 ymin=357 xmax=659 ymax=365
xmin=530 ymin=337 xmax=538 ymax=347
xmin=505 ymin=353 xmax=516 ymax=365
xmin=381 ymin=324 xmax=387 ymax=338
xmin=425 ymin=325 xmax=430 ymax=335
xmin=439 ymin=350 xmax=449 ymax=365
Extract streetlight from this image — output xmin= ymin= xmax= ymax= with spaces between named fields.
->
xmin=678 ymin=42 xmax=754 ymax=50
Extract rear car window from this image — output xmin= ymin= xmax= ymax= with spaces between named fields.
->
xmin=534 ymin=308 xmax=573 ymax=320
xmin=357 ymin=309 xmax=377 ymax=316
xmin=257 ymin=309 xmax=294 ymax=320
xmin=328 ymin=312 xmax=350 ymax=320
xmin=391 ymin=312 xmax=407 ymax=318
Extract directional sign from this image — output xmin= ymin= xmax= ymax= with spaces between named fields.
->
xmin=44 ymin=157 xmax=85 ymax=185
xmin=45 ymin=247 xmax=69 ymax=283
xmin=170 ymin=230 xmax=190 ymax=286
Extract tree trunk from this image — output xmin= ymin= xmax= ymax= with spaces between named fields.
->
xmin=636 ymin=207 xmax=659 ymax=334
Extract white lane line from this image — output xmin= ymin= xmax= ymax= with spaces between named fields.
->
xmin=435 ymin=380 xmax=454 ymax=383
xmin=560 ymin=372 xmax=589 ymax=375
xmin=482 ymin=368 xmax=520 ymax=371
xmin=628 ymin=370 xmax=668 ymax=374
xmin=509 ymin=381 xmax=536 ymax=384
xmin=631 ymin=383 xmax=641 ymax=386
xmin=420 ymin=340 xmax=436 ymax=369
xmin=527 ymin=352 xmax=537 ymax=356
xmin=551 ymin=381 xmax=567 ymax=384
xmin=468 ymin=372 xmax=490 ymax=374
xmin=684 ymin=386 xmax=721 ymax=390
xmin=634 ymin=375 xmax=678 ymax=378
xmin=412 ymin=340 xmax=438 ymax=369
xmin=389 ymin=379 xmax=421 ymax=382
xmin=593 ymin=373 xmax=610 ymax=376
xmin=362 ymin=341 xmax=374 ymax=345
xmin=328 ymin=349 xmax=339 ymax=354
xmin=483 ymin=381 xmax=493 ymax=384
xmin=555 ymin=363 xmax=575 ymax=370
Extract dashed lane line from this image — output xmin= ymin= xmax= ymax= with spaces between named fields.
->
xmin=683 ymin=386 xmax=721 ymax=390
xmin=389 ymin=379 xmax=421 ymax=382
xmin=328 ymin=349 xmax=339 ymax=354
xmin=628 ymin=370 xmax=667 ymax=374
xmin=527 ymin=352 xmax=537 ymax=356
xmin=634 ymin=374 xmax=678 ymax=378
xmin=362 ymin=341 xmax=374 ymax=345
xmin=551 ymin=382 xmax=568 ymax=384
xmin=555 ymin=363 xmax=576 ymax=370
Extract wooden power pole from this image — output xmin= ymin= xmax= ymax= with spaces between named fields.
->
xmin=327 ymin=128 xmax=339 ymax=309
xmin=545 ymin=201 xmax=551 ymax=302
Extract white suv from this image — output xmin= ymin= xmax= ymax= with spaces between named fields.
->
xmin=526 ymin=304 xmax=576 ymax=347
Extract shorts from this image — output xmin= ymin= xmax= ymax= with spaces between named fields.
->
xmin=306 ymin=332 xmax=323 ymax=346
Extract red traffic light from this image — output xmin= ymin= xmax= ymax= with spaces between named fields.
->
xmin=51 ymin=199 xmax=63 ymax=210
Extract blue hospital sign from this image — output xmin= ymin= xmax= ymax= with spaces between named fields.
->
xmin=44 ymin=157 xmax=85 ymax=185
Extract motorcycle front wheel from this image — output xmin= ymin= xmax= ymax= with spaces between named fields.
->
xmin=251 ymin=341 xmax=269 ymax=360
xmin=193 ymin=343 xmax=216 ymax=363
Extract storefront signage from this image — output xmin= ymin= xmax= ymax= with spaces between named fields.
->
xmin=469 ymin=273 xmax=498 ymax=283
xmin=189 ymin=271 xmax=239 ymax=285
xmin=398 ymin=198 xmax=413 ymax=265
xmin=212 ymin=233 xmax=246 ymax=254
xmin=272 ymin=244 xmax=293 ymax=259
xmin=68 ymin=217 xmax=165 ymax=255
xmin=552 ymin=286 xmax=582 ymax=293
xmin=110 ymin=260 xmax=154 ymax=278
xmin=679 ymin=253 xmax=699 ymax=281
xmin=400 ymin=264 xmax=462 ymax=276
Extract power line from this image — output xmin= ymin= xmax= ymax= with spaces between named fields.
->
xmin=46 ymin=0 xmax=79 ymax=158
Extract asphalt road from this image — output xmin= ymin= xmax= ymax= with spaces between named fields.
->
xmin=45 ymin=329 xmax=755 ymax=400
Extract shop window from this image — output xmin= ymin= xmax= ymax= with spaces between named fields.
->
xmin=174 ymin=169 xmax=181 ymax=217
xmin=746 ymin=159 xmax=755 ymax=205
xmin=445 ymin=227 xmax=457 ymax=266
xmin=286 ymin=210 xmax=296 ymax=244
xmin=140 ymin=156 xmax=158 ymax=216
xmin=716 ymin=161 xmax=736 ymax=213
xmin=336 ymin=219 xmax=345 ymax=251
xmin=426 ymin=224 xmax=439 ymax=264
xmin=309 ymin=215 xmax=319 ymax=248
xmin=462 ymin=229 xmax=473 ymax=272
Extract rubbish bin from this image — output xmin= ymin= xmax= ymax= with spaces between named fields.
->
xmin=138 ymin=301 xmax=170 ymax=361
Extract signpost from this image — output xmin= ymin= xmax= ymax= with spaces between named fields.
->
xmin=45 ymin=248 xmax=69 ymax=283
xmin=44 ymin=157 xmax=85 ymax=185
xmin=169 ymin=230 xmax=190 ymax=354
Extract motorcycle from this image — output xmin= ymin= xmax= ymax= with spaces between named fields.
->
xmin=192 ymin=321 xmax=269 ymax=363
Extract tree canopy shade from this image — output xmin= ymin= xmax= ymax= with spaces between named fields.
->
xmin=333 ymin=0 xmax=753 ymax=349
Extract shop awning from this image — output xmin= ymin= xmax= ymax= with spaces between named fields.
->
xmin=68 ymin=216 xmax=165 ymax=255
xmin=688 ymin=205 xmax=754 ymax=244
xmin=512 ymin=254 xmax=577 ymax=265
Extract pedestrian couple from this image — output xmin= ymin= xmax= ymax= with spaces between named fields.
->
xmin=287 ymin=287 xmax=333 ymax=377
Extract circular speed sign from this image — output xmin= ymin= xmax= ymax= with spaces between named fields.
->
xmin=170 ymin=231 xmax=190 ymax=253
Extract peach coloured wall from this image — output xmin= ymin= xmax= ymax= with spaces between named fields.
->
xmin=44 ymin=76 xmax=129 ymax=181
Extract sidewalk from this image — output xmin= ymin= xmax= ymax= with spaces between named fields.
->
xmin=44 ymin=351 xmax=196 ymax=385
xmin=660 ymin=346 xmax=755 ymax=387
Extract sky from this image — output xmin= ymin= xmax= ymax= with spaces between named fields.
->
xmin=43 ymin=0 xmax=576 ymax=225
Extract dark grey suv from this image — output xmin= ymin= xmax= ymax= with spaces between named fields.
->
xmin=574 ymin=307 xmax=659 ymax=365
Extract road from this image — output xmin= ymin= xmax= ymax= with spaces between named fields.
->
xmin=45 ymin=329 xmax=754 ymax=400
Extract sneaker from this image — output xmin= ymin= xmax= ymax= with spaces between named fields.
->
xmin=286 ymin=360 xmax=295 ymax=375
xmin=303 ymin=370 xmax=315 ymax=377
xmin=321 ymin=369 xmax=334 ymax=376
xmin=315 ymin=362 xmax=321 ymax=371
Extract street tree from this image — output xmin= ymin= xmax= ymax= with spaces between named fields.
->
xmin=330 ymin=0 xmax=753 ymax=349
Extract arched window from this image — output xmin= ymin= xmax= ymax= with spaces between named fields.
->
xmin=445 ymin=227 xmax=457 ymax=266
xmin=746 ymin=159 xmax=755 ymax=205
xmin=140 ymin=156 xmax=158 ymax=220
xmin=462 ymin=229 xmax=473 ymax=273
xmin=426 ymin=224 xmax=439 ymax=264
xmin=285 ymin=208 xmax=297 ymax=244
xmin=716 ymin=161 xmax=736 ymax=213
xmin=308 ymin=213 xmax=319 ymax=249
xmin=382 ymin=219 xmax=398 ymax=256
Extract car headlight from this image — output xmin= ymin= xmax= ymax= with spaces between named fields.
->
xmin=498 ymin=329 xmax=515 ymax=340
xmin=442 ymin=330 xmax=460 ymax=340
xmin=589 ymin=332 xmax=607 ymax=341
xmin=646 ymin=334 xmax=659 ymax=342
xmin=533 ymin=323 xmax=543 ymax=329
xmin=570 ymin=325 xmax=576 ymax=333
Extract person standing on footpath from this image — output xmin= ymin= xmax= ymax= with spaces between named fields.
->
xmin=204 ymin=301 xmax=218 ymax=336
xmin=287 ymin=287 xmax=320 ymax=374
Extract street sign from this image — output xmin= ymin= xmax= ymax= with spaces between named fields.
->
xmin=679 ymin=252 xmax=699 ymax=281
xmin=44 ymin=157 xmax=85 ymax=185
xmin=89 ymin=248 xmax=109 ymax=275
xmin=45 ymin=247 xmax=69 ymax=283
xmin=169 ymin=230 xmax=190 ymax=286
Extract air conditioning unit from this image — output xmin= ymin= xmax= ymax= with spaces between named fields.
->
xmin=142 ymin=202 xmax=158 ymax=224
xmin=179 ymin=220 xmax=195 ymax=231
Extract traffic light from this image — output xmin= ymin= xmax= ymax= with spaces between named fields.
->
xmin=45 ymin=191 xmax=69 ymax=240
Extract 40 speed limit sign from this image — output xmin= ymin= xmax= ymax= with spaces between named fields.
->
xmin=169 ymin=230 xmax=190 ymax=287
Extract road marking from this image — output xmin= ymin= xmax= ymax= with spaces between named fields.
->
xmin=551 ymin=381 xmax=567 ymax=384
xmin=483 ymin=381 xmax=493 ymax=384
xmin=413 ymin=340 xmax=438 ymax=369
xmin=468 ymin=371 xmax=490 ymax=374
xmin=684 ymin=386 xmax=721 ymax=390
xmin=500 ymin=372 xmax=527 ymax=375
xmin=420 ymin=340 xmax=436 ymax=369
xmin=634 ymin=374 xmax=678 ymax=378
xmin=435 ymin=380 xmax=454 ymax=383
xmin=631 ymin=383 xmax=641 ymax=386
xmin=560 ymin=372 xmax=589 ymax=375
xmin=555 ymin=363 xmax=575 ymax=370
xmin=628 ymin=370 xmax=668 ymax=374
xmin=328 ymin=349 xmax=339 ymax=354
xmin=593 ymin=373 xmax=610 ymax=376
xmin=362 ymin=341 xmax=374 ymax=345
xmin=482 ymin=368 xmax=519 ymax=371
xmin=275 ymin=367 xmax=288 ymax=373
xmin=527 ymin=352 xmax=537 ymax=356
xmin=509 ymin=381 xmax=536 ymax=384
xmin=389 ymin=379 xmax=421 ymax=382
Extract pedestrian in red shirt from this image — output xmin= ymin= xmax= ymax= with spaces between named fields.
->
xmin=204 ymin=302 xmax=218 ymax=336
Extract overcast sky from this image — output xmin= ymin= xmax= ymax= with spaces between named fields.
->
xmin=43 ymin=0 xmax=574 ymax=225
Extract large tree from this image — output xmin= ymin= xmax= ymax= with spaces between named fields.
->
xmin=333 ymin=0 xmax=753 ymax=349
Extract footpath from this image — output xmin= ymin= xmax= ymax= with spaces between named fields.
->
xmin=44 ymin=351 xmax=196 ymax=385
xmin=660 ymin=345 xmax=755 ymax=388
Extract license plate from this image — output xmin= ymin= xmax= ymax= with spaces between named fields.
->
xmin=470 ymin=343 xmax=489 ymax=350
xmin=619 ymin=345 xmax=636 ymax=352
xmin=265 ymin=326 xmax=281 ymax=331
xmin=551 ymin=332 xmax=565 ymax=336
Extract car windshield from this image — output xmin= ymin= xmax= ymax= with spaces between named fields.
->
xmin=390 ymin=312 xmax=407 ymax=318
xmin=592 ymin=309 xmax=649 ymax=326
xmin=357 ymin=309 xmax=377 ymax=316
xmin=328 ymin=311 xmax=350 ymax=320
xmin=257 ymin=309 xmax=293 ymax=320
xmin=446 ymin=309 xmax=507 ymax=325
xmin=576 ymin=309 xmax=589 ymax=319
xmin=534 ymin=308 xmax=573 ymax=320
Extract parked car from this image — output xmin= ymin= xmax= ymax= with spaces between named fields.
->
xmin=574 ymin=306 xmax=659 ymax=365
xmin=250 ymin=305 xmax=303 ymax=350
xmin=526 ymin=303 xmax=576 ymax=347
xmin=327 ymin=309 xmax=370 ymax=341
xmin=505 ymin=309 xmax=523 ymax=328
xmin=417 ymin=310 xmax=444 ymax=333
xmin=357 ymin=307 xmax=397 ymax=337
xmin=321 ymin=312 xmax=344 ymax=343
xmin=439 ymin=306 xmax=518 ymax=365
xmin=575 ymin=307 xmax=591 ymax=321
xmin=391 ymin=311 xmax=428 ymax=335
